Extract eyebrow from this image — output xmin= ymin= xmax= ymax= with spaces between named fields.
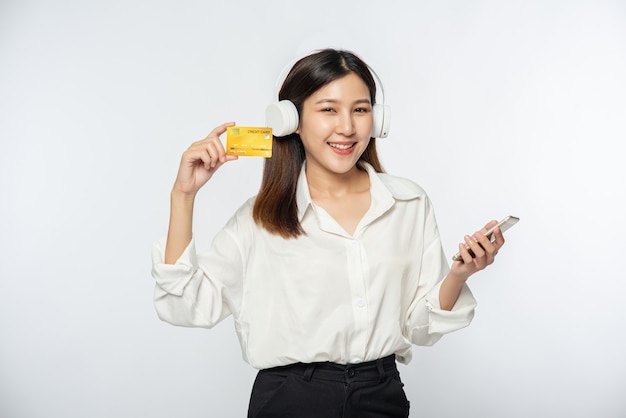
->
xmin=314 ymin=98 xmax=371 ymax=105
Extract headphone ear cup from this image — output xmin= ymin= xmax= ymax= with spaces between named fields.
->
xmin=266 ymin=100 xmax=299 ymax=137
xmin=371 ymin=103 xmax=391 ymax=138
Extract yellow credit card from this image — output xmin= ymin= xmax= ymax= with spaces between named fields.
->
xmin=226 ymin=126 xmax=273 ymax=158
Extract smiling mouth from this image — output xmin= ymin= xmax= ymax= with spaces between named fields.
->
xmin=328 ymin=142 xmax=356 ymax=150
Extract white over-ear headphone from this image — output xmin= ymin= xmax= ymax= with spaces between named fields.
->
xmin=265 ymin=56 xmax=391 ymax=138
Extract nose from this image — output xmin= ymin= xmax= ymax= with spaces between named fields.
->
xmin=336 ymin=110 xmax=356 ymax=136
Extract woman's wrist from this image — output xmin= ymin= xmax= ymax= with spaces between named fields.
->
xmin=171 ymin=187 xmax=197 ymax=203
xmin=445 ymin=269 xmax=470 ymax=285
xmin=439 ymin=271 xmax=470 ymax=311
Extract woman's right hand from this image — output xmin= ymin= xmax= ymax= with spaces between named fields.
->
xmin=172 ymin=121 xmax=238 ymax=196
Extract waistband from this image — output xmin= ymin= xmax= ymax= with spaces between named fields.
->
xmin=260 ymin=355 xmax=397 ymax=383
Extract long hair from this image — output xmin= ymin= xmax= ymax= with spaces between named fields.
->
xmin=253 ymin=49 xmax=385 ymax=238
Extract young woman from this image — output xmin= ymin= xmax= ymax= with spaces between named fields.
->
xmin=152 ymin=49 xmax=505 ymax=417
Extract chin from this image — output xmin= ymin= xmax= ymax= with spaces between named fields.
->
xmin=328 ymin=158 xmax=363 ymax=175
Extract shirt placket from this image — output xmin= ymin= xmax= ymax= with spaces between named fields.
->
xmin=345 ymin=237 xmax=369 ymax=363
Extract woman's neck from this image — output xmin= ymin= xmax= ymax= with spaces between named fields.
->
xmin=305 ymin=162 xmax=369 ymax=199
xmin=304 ymin=161 xmax=371 ymax=236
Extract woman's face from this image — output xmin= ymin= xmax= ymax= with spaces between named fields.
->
xmin=296 ymin=72 xmax=373 ymax=177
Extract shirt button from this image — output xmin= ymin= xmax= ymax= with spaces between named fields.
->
xmin=355 ymin=298 xmax=365 ymax=308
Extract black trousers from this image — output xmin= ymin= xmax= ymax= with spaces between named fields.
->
xmin=247 ymin=355 xmax=410 ymax=418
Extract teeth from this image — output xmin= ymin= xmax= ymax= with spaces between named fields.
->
xmin=329 ymin=143 xmax=354 ymax=150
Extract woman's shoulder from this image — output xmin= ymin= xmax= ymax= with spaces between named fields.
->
xmin=216 ymin=196 xmax=257 ymax=236
xmin=231 ymin=196 xmax=257 ymax=222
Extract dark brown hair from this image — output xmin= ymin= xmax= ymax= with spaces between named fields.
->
xmin=253 ymin=49 xmax=384 ymax=238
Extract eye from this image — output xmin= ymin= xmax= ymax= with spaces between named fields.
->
xmin=321 ymin=107 xmax=335 ymax=112
xmin=354 ymin=107 xmax=370 ymax=113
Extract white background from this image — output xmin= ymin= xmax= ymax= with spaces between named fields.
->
xmin=1 ymin=1 xmax=625 ymax=417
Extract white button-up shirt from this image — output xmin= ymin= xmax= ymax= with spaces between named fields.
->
xmin=152 ymin=163 xmax=476 ymax=370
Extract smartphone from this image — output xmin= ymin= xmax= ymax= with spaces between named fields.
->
xmin=452 ymin=215 xmax=520 ymax=261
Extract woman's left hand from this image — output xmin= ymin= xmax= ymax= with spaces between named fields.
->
xmin=450 ymin=220 xmax=505 ymax=280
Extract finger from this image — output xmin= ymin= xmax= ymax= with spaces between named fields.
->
xmin=181 ymin=145 xmax=209 ymax=169
xmin=194 ymin=140 xmax=220 ymax=168
xmin=459 ymin=242 xmax=473 ymax=263
xmin=465 ymin=235 xmax=485 ymax=261
xmin=193 ymin=139 xmax=238 ymax=170
xmin=200 ymin=123 xmax=234 ymax=159
xmin=480 ymin=219 xmax=499 ymax=237
xmin=492 ymin=226 xmax=505 ymax=249
xmin=207 ymin=121 xmax=236 ymax=139
xmin=199 ymin=148 xmax=215 ymax=170
xmin=210 ymin=136 xmax=230 ymax=164
xmin=476 ymin=228 xmax=502 ymax=264
xmin=204 ymin=142 xmax=222 ymax=168
xmin=458 ymin=242 xmax=475 ymax=264
xmin=474 ymin=231 xmax=496 ymax=254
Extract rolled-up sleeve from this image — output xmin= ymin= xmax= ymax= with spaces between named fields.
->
xmin=405 ymin=249 xmax=477 ymax=347
xmin=151 ymin=238 xmax=199 ymax=297
xmin=424 ymin=280 xmax=476 ymax=335
xmin=151 ymin=209 xmax=246 ymax=328
xmin=404 ymin=197 xmax=477 ymax=347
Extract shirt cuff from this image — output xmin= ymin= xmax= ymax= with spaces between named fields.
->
xmin=151 ymin=237 xmax=198 ymax=296
xmin=425 ymin=281 xmax=477 ymax=335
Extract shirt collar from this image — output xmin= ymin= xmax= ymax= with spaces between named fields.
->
xmin=296 ymin=161 xmax=423 ymax=222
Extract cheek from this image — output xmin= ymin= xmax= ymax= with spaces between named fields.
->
xmin=300 ymin=114 xmax=332 ymax=137
xmin=355 ymin=116 xmax=373 ymax=138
